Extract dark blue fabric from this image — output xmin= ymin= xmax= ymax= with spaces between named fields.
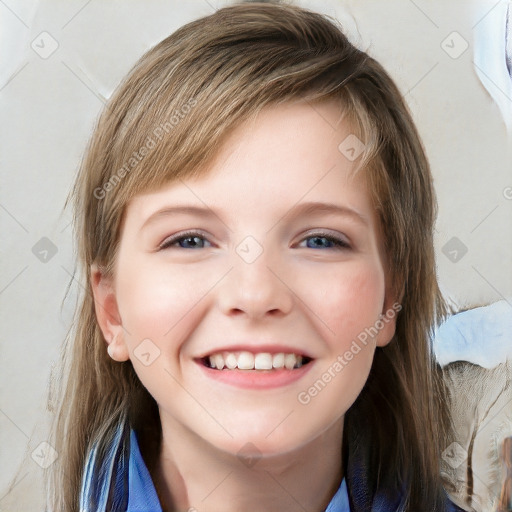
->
xmin=79 ymin=417 xmax=465 ymax=512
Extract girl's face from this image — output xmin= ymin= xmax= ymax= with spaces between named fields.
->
xmin=92 ymin=100 xmax=397 ymax=457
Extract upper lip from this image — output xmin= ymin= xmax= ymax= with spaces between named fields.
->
xmin=196 ymin=344 xmax=315 ymax=359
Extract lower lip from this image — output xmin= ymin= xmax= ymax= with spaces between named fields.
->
xmin=196 ymin=361 xmax=314 ymax=389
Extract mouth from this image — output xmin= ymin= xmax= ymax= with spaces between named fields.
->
xmin=195 ymin=349 xmax=315 ymax=389
xmin=199 ymin=351 xmax=313 ymax=371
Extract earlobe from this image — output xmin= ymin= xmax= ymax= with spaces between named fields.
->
xmin=90 ymin=263 xmax=130 ymax=362
xmin=375 ymin=292 xmax=402 ymax=348
xmin=106 ymin=334 xmax=130 ymax=362
xmin=375 ymin=308 xmax=398 ymax=347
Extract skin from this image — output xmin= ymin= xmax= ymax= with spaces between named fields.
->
xmin=91 ymin=100 xmax=398 ymax=511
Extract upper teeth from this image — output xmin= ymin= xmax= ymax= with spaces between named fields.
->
xmin=207 ymin=352 xmax=304 ymax=370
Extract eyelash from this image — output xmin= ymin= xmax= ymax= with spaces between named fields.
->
xmin=158 ymin=230 xmax=212 ymax=250
xmin=298 ymin=231 xmax=351 ymax=250
xmin=158 ymin=230 xmax=351 ymax=251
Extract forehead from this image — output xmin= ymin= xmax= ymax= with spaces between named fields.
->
xmin=124 ymin=100 xmax=372 ymax=224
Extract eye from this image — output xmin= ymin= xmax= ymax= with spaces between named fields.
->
xmin=298 ymin=232 xmax=351 ymax=250
xmin=158 ymin=230 xmax=213 ymax=250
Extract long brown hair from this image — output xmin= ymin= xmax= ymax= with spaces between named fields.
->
xmin=48 ymin=2 xmax=450 ymax=510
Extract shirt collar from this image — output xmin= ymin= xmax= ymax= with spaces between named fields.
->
xmin=127 ymin=429 xmax=162 ymax=511
xmin=127 ymin=428 xmax=350 ymax=512
xmin=325 ymin=477 xmax=351 ymax=512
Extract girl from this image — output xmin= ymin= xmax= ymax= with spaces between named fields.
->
xmin=48 ymin=2 xmax=465 ymax=511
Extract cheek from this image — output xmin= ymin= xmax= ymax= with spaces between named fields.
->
xmin=114 ymin=258 xmax=218 ymax=403
xmin=295 ymin=264 xmax=384 ymax=426
xmin=115 ymin=257 xmax=214 ymax=348
xmin=302 ymin=260 xmax=386 ymax=349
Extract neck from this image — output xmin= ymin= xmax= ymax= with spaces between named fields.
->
xmin=151 ymin=414 xmax=344 ymax=512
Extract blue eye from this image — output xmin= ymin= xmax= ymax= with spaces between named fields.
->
xmin=159 ymin=231 xmax=212 ymax=250
xmin=300 ymin=233 xmax=351 ymax=250
xmin=159 ymin=231 xmax=350 ymax=251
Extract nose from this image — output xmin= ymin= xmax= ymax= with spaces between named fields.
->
xmin=217 ymin=247 xmax=294 ymax=320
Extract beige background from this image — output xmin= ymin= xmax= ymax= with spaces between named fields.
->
xmin=1 ymin=0 xmax=511 ymax=508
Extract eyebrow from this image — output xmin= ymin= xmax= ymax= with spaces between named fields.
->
xmin=140 ymin=201 xmax=369 ymax=232
xmin=140 ymin=205 xmax=226 ymax=232
xmin=284 ymin=201 xmax=369 ymax=226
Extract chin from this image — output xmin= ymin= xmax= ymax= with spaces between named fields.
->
xmin=211 ymin=421 xmax=327 ymax=461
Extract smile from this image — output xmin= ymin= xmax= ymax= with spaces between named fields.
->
xmin=202 ymin=351 xmax=313 ymax=371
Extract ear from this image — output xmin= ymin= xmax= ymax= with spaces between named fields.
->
xmin=375 ymin=284 xmax=403 ymax=348
xmin=90 ymin=263 xmax=130 ymax=362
